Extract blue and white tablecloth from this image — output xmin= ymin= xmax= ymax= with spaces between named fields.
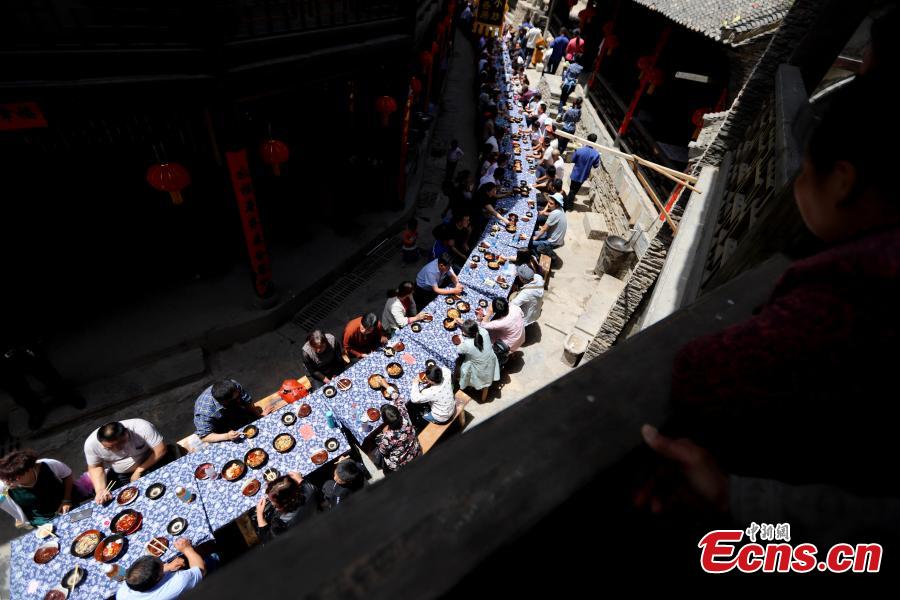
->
xmin=10 ymin=459 xmax=214 ymax=600
xmin=189 ymin=394 xmax=350 ymax=531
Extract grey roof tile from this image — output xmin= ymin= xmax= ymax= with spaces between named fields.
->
xmin=631 ymin=0 xmax=793 ymax=45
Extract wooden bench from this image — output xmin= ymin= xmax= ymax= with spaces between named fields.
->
xmin=539 ymin=254 xmax=553 ymax=289
xmin=419 ymin=391 xmax=471 ymax=454
xmin=177 ymin=376 xmax=312 ymax=453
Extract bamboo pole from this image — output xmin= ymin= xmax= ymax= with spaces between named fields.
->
xmin=631 ymin=162 xmax=679 ymax=234
xmin=553 ymin=129 xmax=699 ymax=187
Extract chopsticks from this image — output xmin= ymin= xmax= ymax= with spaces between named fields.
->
xmin=148 ymin=538 xmax=168 ymax=555
xmin=69 ymin=566 xmax=79 ymax=594
xmin=104 ymin=480 xmax=115 ymax=495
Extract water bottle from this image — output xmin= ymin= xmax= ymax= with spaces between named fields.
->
xmin=325 ymin=411 xmax=337 ymax=429
xmin=104 ymin=563 xmax=126 ymax=582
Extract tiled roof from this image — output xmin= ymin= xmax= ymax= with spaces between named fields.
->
xmin=631 ymin=1 xmax=794 ymax=45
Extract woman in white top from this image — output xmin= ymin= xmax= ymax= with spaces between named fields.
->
xmin=410 ymin=364 xmax=456 ymax=424
xmin=382 ymin=281 xmax=429 ymax=335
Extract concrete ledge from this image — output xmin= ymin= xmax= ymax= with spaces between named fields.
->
xmin=573 ymin=275 xmax=627 ymax=339
xmin=583 ymin=212 xmax=610 ymax=241
xmin=10 ymin=348 xmax=207 ymax=438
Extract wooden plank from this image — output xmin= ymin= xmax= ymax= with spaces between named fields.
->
xmin=631 ymin=162 xmax=679 ymax=234
xmin=419 ymin=391 xmax=471 ymax=454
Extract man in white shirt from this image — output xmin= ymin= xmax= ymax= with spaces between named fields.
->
xmin=84 ymin=419 xmax=169 ymax=503
xmin=116 ymin=538 xmax=205 ymax=600
xmin=552 ymin=149 xmax=566 ymax=182
xmin=511 ymin=265 xmax=545 ymax=326
xmin=485 ymin=134 xmax=499 ymax=154
xmin=525 ymin=25 xmax=542 ymax=53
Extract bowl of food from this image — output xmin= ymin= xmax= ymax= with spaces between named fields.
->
xmin=366 ymin=407 xmax=382 ymax=422
xmin=310 ymin=450 xmax=329 ymax=465
xmin=94 ymin=534 xmax=127 ymax=563
xmin=443 ymin=318 xmax=458 ymax=331
xmin=506 ymin=225 xmax=517 ymax=234
xmin=323 ymin=386 xmax=337 ymax=398
xmin=445 ymin=297 xmax=456 ymax=305
xmin=61 ymin=566 xmax=86 ymax=590
xmin=70 ymin=530 xmax=103 ymax=558
xmin=457 ymin=301 xmax=470 ymax=312
xmin=386 ymin=363 xmax=404 ymax=378
xmin=471 ymin=255 xmax=481 ymax=263
xmin=425 ymin=359 xmax=437 ymax=369
xmin=325 ymin=438 xmax=340 ymax=452
xmin=381 ymin=384 xmax=399 ymax=400
xmin=116 ymin=486 xmax=139 ymax=506
xmin=263 ymin=468 xmax=280 ymax=483
xmin=487 ymin=261 xmax=500 ymax=270
xmin=241 ymin=479 xmax=261 ymax=497
xmin=418 ymin=372 xmax=428 ymax=383
xmin=421 ymin=313 xmax=434 ymax=322
xmin=470 ymin=261 xmax=478 ymax=269
xmin=244 ymin=448 xmax=268 ymax=469
xmin=297 ymin=403 xmax=312 ymax=418
xmin=447 ymin=308 xmax=461 ymax=319
xmin=281 ymin=412 xmax=297 ymax=426
xmin=368 ymin=374 xmax=385 ymax=390
xmin=451 ymin=335 xmax=462 ymax=346
xmin=146 ymin=536 xmax=169 ymax=558
xmin=410 ymin=323 xmax=422 ymax=333
xmin=221 ymin=460 xmax=246 ymax=482
xmin=166 ymin=517 xmax=187 ymax=536
xmin=273 ymin=434 xmax=295 ymax=453
xmin=33 ymin=541 xmax=59 ymax=565
xmin=43 ymin=589 xmax=67 ymax=600
xmin=242 ymin=425 xmax=258 ymax=439
xmin=110 ymin=509 xmax=142 ymax=535
xmin=194 ymin=463 xmax=214 ymax=480
xmin=393 ymin=342 xmax=405 ymax=351
xmin=336 ymin=378 xmax=352 ymax=392
xmin=145 ymin=483 xmax=166 ymax=500
xmin=496 ymin=276 xmax=507 ymax=285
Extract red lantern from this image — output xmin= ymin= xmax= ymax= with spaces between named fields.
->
xmin=604 ymin=34 xmax=619 ymax=56
xmin=375 ymin=95 xmax=398 ymax=127
xmin=278 ymin=378 xmax=308 ymax=403
xmin=259 ymin=139 xmax=290 ymax=176
xmin=646 ymin=68 xmax=665 ymax=94
xmin=419 ymin=50 xmax=433 ymax=70
xmin=146 ymin=162 xmax=190 ymax=205
xmin=410 ymin=76 xmax=423 ymax=100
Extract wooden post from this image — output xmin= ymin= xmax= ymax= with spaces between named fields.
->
xmin=631 ymin=162 xmax=678 ymax=234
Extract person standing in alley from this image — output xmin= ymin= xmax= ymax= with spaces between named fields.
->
xmin=445 ymin=140 xmax=464 ymax=186
xmin=567 ymin=133 xmax=601 ymax=211
xmin=546 ymin=28 xmax=570 ymax=75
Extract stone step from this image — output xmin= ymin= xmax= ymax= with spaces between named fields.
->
xmin=583 ymin=212 xmax=610 ymax=240
xmin=9 ymin=348 xmax=206 ymax=438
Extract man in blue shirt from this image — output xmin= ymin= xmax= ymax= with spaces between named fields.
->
xmin=567 ymin=133 xmax=601 ymax=211
xmin=117 ymin=538 xmax=205 ymax=600
xmin=546 ymin=28 xmax=570 ymax=75
xmin=194 ymin=379 xmax=267 ymax=443
xmin=414 ymin=252 xmax=463 ymax=309
xmin=558 ymin=61 xmax=583 ymax=114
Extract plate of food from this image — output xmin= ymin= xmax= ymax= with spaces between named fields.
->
xmin=145 ymin=536 xmax=169 ymax=558
xmin=145 ymin=483 xmax=166 ymax=500
xmin=61 ymin=566 xmax=86 ymax=589
xmin=451 ymin=335 xmax=462 ymax=346
xmin=444 ymin=297 xmax=455 ymax=305
xmin=244 ymin=448 xmax=268 ymax=469
xmin=471 ymin=255 xmax=481 ymax=263
xmin=242 ymin=425 xmax=258 ymax=439
xmin=410 ymin=323 xmax=422 ymax=333
xmin=263 ymin=468 xmax=280 ymax=483
xmin=310 ymin=450 xmax=329 ymax=465
xmin=221 ymin=460 xmax=246 ymax=482
xmin=457 ymin=301 xmax=470 ymax=312
xmin=110 ymin=509 xmax=142 ymax=535
xmin=393 ymin=342 xmax=405 ymax=351
xmin=443 ymin=317 xmax=458 ymax=331
xmin=116 ymin=486 xmax=139 ymax=506
xmin=34 ymin=542 xmax=60 ymax=565
xmin=241 ymin=479 xmax=261 ymax=497
xmin=484 ymin=252 xmax=496 ymax=261
xmin=496 ymin=275 xmax=507 ymax=284
xmin=447 ymin=308 xmax=461 ymax=319
xmin=324 ymin=438 xmax=340 ymax=452
xmin=487 ymin=261 xmax=500 ymax=270
xmin=383 ymin=346 xmax=395 ymax=357
xmin=336 ymin=378 xmax=352 ymax=392
xmin=421 ymin=313 xmax=434 ymax=322
xmin=281 ymin=412 xmax=297 ymax=426
xmin=506 ymin=225 xmax=517 ymax=234
xmin=167 ymin=518 xmax=187 ymax=536
xmin=381 ymin=384 xmax=399 ymax=400
xmin=386 ymin=363 xmax=403 ymax=378
xmin=94 ymin=534 xmax=127 ymax=563
xmin=366 ymin=407 xmax=382 ymax=421
xmin=368 ymin=374 xmax=385 ymax=389
xmin=478 ymin=299 xmax=489 ymax=308
xmin=323 ymin=386 xmax=337 ymax=398
xmin=425 ymin=358 xmax=437 ymax=369
xmin=297 ymin=403 xmax=312 ymax=418
xmin=526 ymin=211 xmax=534 ymax=217
xmin=273 ymin=433 xmax=295 ymax=453
xmin=70 ymin=529 xmax=103 ymax=558
xmin=194 ymin=463 xmax=214 ymax=480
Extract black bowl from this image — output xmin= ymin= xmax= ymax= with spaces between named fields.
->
xmin=145 ymin=483 xmax=166 ymax=500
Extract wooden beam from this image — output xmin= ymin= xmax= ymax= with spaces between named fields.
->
xmin=631 ymin=162 xmax=678 ymax=234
